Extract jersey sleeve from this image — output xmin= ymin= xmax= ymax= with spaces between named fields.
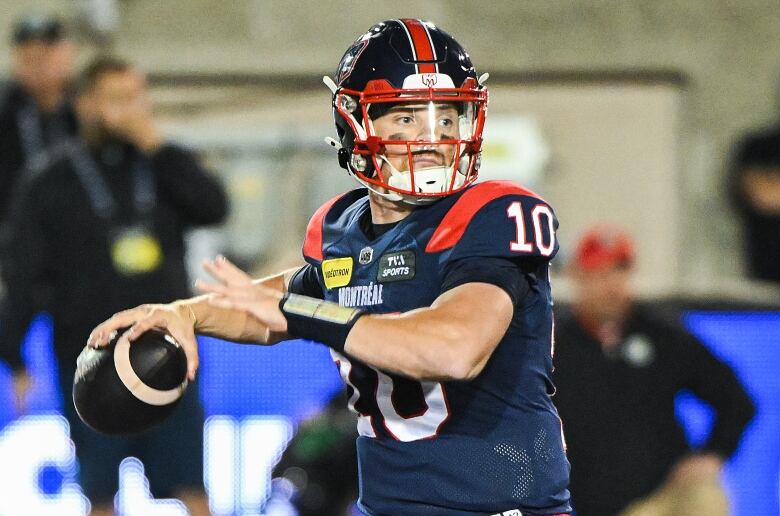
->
xmin=427 ymin=180 xmax=559 ymax=262
xmin=441 ymin=256 xmax=531 ymax=308
xmin=287 ymin=264 xmax=325 ymax=299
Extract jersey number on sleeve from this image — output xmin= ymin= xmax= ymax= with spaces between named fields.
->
xmin=507 ymin=201 xmax=555 ymax=256
xmin=333 ymin=351 xmax=449 ymax=442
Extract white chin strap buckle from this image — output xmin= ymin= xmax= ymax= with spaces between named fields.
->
xmin=388 ymin=167 xmax=450 ymax=194
xmin=388 ymin=167 xmax=467 ymax=204
xmin=366 ymin=156 xmax=465 ymax=204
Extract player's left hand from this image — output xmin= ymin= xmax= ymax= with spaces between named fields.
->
xmin=196 ymin=255 xmax=288 ymax=333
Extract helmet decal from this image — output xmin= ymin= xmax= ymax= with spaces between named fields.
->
xmin=395 ymin=19 xmax=438 ymax=74
xmin=421 ymin=74 xmax=438 ymax=87
xmin=336 ymin=37 xmax=370 ymax=85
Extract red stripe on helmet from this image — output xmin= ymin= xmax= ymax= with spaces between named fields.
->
xmin=425 ymin=180 xmax=545 ymax=253
xmin=303 ymin=192 xmax=348 ymax=261
xmin=401 ymin=19 xmax=437 ymax=74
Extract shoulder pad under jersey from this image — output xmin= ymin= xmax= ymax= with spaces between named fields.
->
xmin=302 ymin=188 xmax=367 ymax=263
xmin=425 ymin=180 xmax=559 ymax=261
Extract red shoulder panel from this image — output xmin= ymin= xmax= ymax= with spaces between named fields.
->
xmin=425 ymin=180 xmax=543 ymax=253
xmin=303 ymin=193 xmax=348 ymax=261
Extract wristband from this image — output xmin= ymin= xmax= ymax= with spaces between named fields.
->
xmin=279 ymin=293 xmax=365 ymax=353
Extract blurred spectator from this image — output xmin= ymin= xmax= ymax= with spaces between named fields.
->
xmin=273 ymin=392 xmax=358 ymax=516
xmin=0 ymin=56 xmax=228 ymax=515
xmin=0 ymin=14 xmax=78 ymax=223
xmin=729 ymin=123 xmax=780 ymax=282
xmin=552 ymin=225 xmax=755 ymax=516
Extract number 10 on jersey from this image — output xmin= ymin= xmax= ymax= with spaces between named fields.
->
xmin=507 ymin=201 xmax=555 ymax=256
xmin=332 ymin=351 xmax=450 ymax=442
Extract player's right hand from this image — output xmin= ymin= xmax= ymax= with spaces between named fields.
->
xmin=87 ymin=303 xmax=200 ymax=381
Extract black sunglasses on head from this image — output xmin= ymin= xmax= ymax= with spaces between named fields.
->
xmin=12 ymin=16 xmax=66 ymax=45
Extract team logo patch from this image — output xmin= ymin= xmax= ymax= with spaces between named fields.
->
xmin=336 ymin=37 xmax=370 ymax=84
xmin=359 ymin=246 xmax=374 ymax=265
xmin=377 ymin=250 xmax=415 ymax=283
xmin=322 ymin=257 xmax=353 ymax=290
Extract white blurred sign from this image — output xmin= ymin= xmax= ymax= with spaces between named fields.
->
xmin=0 ymin=415 xmax=293 ymax=516
xmin=0 ymin=416 xmax=88 ymax=516
xmin=479 ymin=115 xmax=550 ymax=190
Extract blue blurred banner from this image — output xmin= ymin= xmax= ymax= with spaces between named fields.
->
xmin=0 ymin=311 xmax=778 ymax=515
xmin=680 ymin=312 xmax=780 ymax=516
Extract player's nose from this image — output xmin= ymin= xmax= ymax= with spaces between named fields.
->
xmin=411 ymin=120 xmax=436 ymax=141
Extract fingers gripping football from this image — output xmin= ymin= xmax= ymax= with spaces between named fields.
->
xmin=87 ymin=304 xmax=200 ymax=381
xmin=87 ymin=305 xmax=153 ymax=348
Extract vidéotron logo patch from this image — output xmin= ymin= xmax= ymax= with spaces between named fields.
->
xmin=377 ymin=250 xmax=415 ymax=283
xmin=322 ymin=257 xmax=353 ymax=290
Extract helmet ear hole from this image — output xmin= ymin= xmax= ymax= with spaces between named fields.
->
xmin=350 ymin=154 xmax=368 ymax=172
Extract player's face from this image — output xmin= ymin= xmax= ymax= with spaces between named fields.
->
xmin=370 ymin=102 xmax=459 ymax=174
xmin=573 ymin=263 xmax=633 ymax=321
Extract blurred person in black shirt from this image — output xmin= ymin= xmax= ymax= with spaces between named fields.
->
xmin=553 ymin=225 xmax=755 ymax=516
xmin=0 ymin=56 xmax=228 ymax=515
xmin=729 ymin=123 xmax=780 ymax=283
xmin=272 ymin=392 xmax=358 ymax=516
xmin=0 ymin=15 xmax=78 ymax=222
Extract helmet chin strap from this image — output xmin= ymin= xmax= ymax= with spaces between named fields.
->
xmin=323 ymin=137 xmax=466 ymax=206
xmin=377 ymin=154 xmax=464 ymax=205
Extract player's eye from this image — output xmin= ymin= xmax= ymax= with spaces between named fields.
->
xmin=394 ymin=114 xmax=415 ymax=125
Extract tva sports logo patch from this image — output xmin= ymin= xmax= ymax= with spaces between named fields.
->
xmin=377 ymin=250 xmax=415 ymax=283
xmin=322 ymin=257 xmax=353 ymax=290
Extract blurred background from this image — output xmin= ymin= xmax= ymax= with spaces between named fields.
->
xmin=0 ymin=1 xmax=778 ymax=515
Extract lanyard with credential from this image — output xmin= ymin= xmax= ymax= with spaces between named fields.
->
xmin=16 ymin=101 xmax=68 ymax=165
xmin=68 ymin=143 xmax=156 ymax=221
xmin=69 ymin=143 xmax=163 ymax=275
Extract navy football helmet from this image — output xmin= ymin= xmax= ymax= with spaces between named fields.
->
xmin=325 ymin=19 xmax=488 ymax=204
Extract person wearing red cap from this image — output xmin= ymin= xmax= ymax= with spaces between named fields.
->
xmin=552 ymin=225 xmax=754 ymax=516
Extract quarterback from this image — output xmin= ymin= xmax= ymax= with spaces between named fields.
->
xmin=90 ymin=19 xmax=572 ymax=515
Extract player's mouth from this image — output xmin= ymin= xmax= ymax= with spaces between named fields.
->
xmin=412 ymin=150 xmax=444 ymax=169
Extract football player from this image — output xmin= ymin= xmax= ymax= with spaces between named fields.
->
xmin=90 ymin=19 xmax=572 ymax=515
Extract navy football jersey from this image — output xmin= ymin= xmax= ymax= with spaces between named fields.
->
xmin=300 ymin=180 xmax=571 ymax=515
